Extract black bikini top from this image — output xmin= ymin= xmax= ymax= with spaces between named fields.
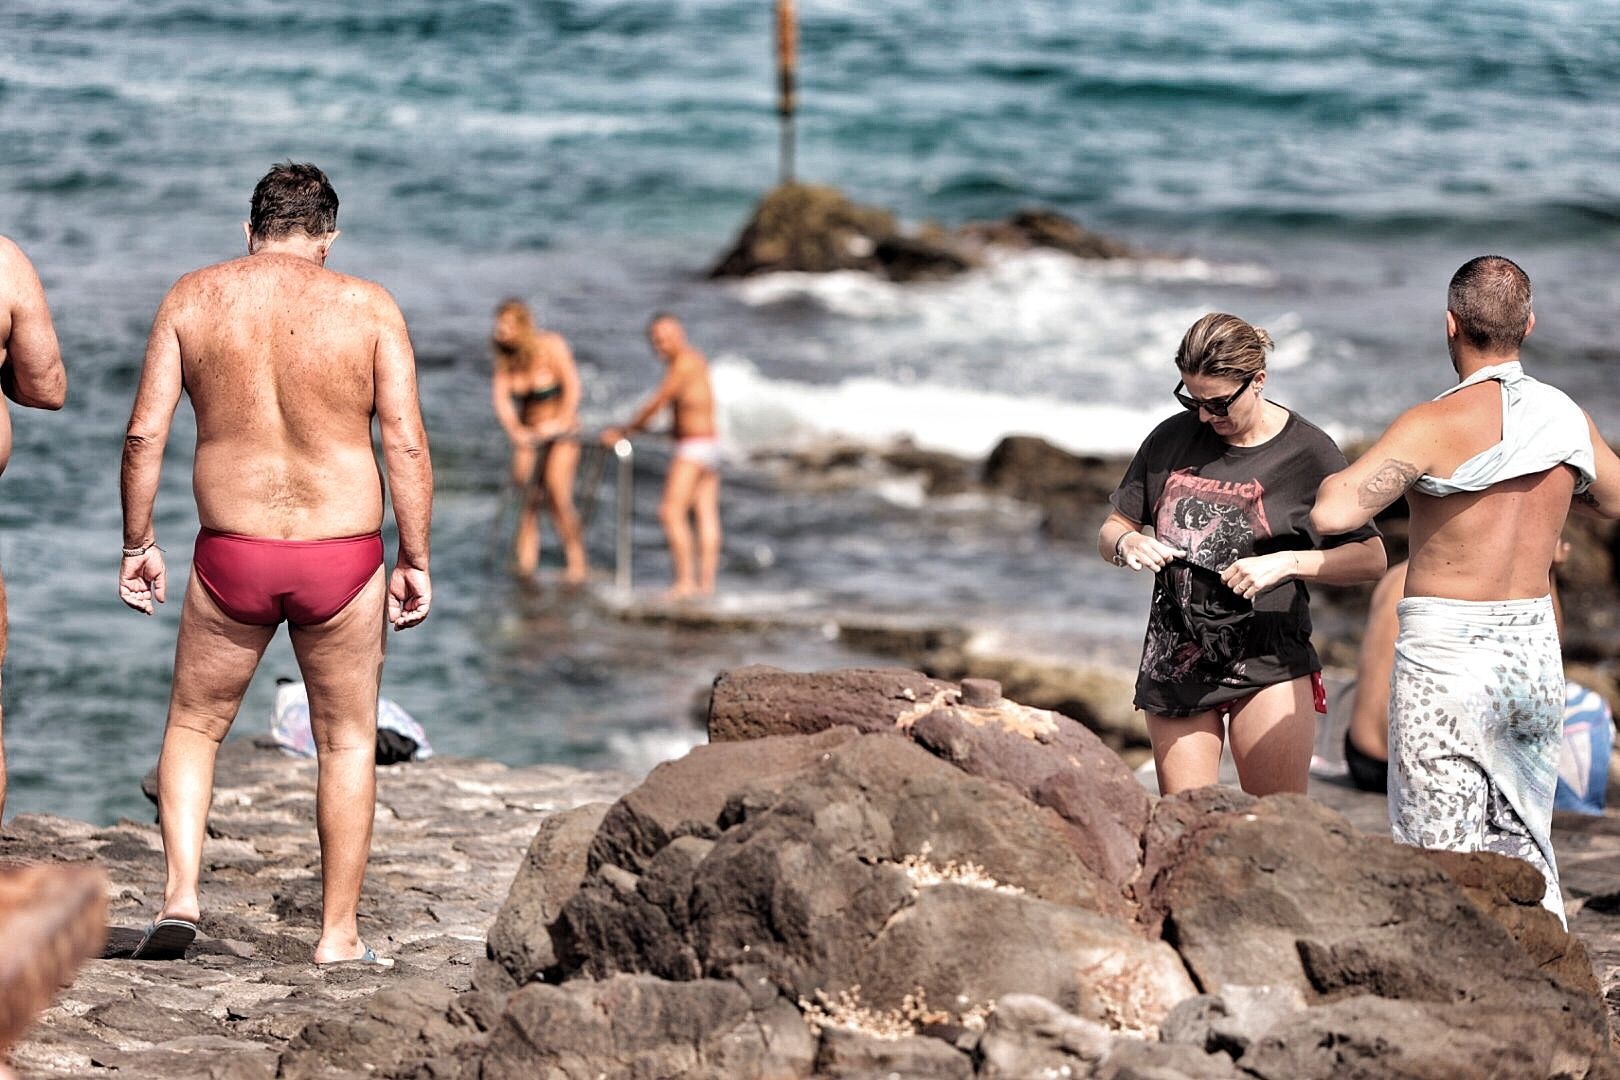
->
xmin=513 ymin=383 xmax=562 ymax=407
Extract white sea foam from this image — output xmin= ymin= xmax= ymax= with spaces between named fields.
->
xmin=714 ymin=357 xmax=1170 ymax=458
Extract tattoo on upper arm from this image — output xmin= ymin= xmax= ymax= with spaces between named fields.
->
xmin=1357 ymin=459 xmax=1419 ymax=509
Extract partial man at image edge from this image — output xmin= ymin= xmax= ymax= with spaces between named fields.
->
xmin=603 ymin=312 xmax=722 ymax=599
xmin=0 ymin=236 xmax=68 ymax=827
xmin=118 ymin=162 xmax=433 ymax=964
xmin=1313 ymin=255 xmax=1620 ymax=926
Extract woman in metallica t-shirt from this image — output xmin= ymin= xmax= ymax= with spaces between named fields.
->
xmin=1099 ymin=313 xmax=1386 ymax=797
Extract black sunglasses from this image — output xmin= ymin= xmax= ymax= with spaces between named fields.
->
xmin=1173 ymin=372 xmax=1257 ymax=417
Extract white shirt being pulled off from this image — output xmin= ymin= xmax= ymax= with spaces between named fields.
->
xmin=1412 ymin=361 xmax=1595 ymax=497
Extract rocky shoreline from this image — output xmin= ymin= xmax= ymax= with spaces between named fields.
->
xmin=2 ymin=739 xmax=630 ymax=1079
xmin=4 ymin=669 xmax=1620 ymax=1078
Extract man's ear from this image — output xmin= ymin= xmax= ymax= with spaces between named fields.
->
xmin=242 ymin=222 xmax=254 ymax=254
xmin=1524 ymin=310 xmax=1536 ymax=340
xmin=318 ymin=230 xmax=340 ymax=264
xmin=1445 ymin=309 xmax=1459 ymax=339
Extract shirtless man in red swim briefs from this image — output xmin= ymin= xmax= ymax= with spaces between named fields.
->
xmin=118 ymin=162 xmax=432 ymax=964
xmin=603 ymin=313 xmax=722 ymax=598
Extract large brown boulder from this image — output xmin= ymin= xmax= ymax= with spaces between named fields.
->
xmin=959 ymin=208 xmax=1136 ymax=260
xmin=484 ymin=802 xmax=610 ymax=985
xmin=710 ymin=667 xmax=1150 ymax=898
xmin=707 ymin=666 xmax=951 ymax=743
xmin=1139 ymin=790 xmax=1609 ymax=1060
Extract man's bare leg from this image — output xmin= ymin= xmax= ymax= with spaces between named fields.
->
xmin=289 ymin=568 xmax=385 ymax=963
xmin=658 ymin=459 xmax=703 ymax=598
xmin=0 ymin=572 xmax=8 ymax=825
xmin=157 ymin=574 xmax=277 ymax=924
xmin=693 ymin=468 xmax=721 ymax=595
xmin=1228 ymin=676 xmax=1315 ymax=795
xmin=543 ymin=440 xmax=588 ymax=583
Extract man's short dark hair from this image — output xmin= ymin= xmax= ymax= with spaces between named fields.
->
xmin=647 ymin=311 xmax=677 ymax=333
xmin=1448 ymin=255 xmax=1532 ymax=354
xmin=249 ymin=162 xmax=339 ymax=241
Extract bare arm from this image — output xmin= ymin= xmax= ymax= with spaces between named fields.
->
xmin=117 ymin=290 xmax=184 ymax=613
xmin=0 ymin=238 xmax=67 ymax=410
xmin=1312 ymin=410 xmax=1436 ymax=535
xmin=374 ymin=292 xmax=433 ymax=629
xmin=1571 ymin=413 xmax=1620 ymax=520
xmin=1097 ymin=508 xmax=1185 ymax=572
xmin=625 ymin=367 xmax=680 ymax=434
xmin=1221 ymin=535 xmax=1388 ymax=601
xmin=490 ymin=365 xmax=526 ymax=443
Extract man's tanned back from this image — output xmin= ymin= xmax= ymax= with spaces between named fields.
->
xmin=162 ymin=252 xmax=405 ymax=540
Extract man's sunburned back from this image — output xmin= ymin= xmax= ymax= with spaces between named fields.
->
xmin=174 ymin=253 xmax=386 ymax=540
xmin=669 ymin=346 xmax=716 ymax=440
xmin=1404 ymin=380 xmax=1573 ymax=601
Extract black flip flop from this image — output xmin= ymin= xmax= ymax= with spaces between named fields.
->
xmin=130 ymin=918 xmax=197 ymax=961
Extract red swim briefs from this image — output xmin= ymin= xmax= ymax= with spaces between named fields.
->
xmin=193 ymin=528 xmax=384 ymax=626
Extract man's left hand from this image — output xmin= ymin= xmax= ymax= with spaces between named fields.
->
xmin=388 ymin=565 xmax=431 ymax=631
xmin=118 ymin=548 xmax=167 ymax=615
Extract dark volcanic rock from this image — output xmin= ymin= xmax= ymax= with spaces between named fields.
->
xmin=588 ymin=725 xmax=863 ymax=875
xmin=710 ymin=184 xmax=1134 ymax=283
xmin=1239 ymin=994 xmax=1605 ymax=1080
xmin=960 ymin=208 xmax=1136 ymax=260
xmin=815 ymin=1026 xmax=973 ymax=1078
xmin=570 ymin=735 xmax=1194 ymax=1027
xmin=974 ymin=993 xmax=1114 ymax=1078
xmin=485 ymin=801 xmax=610 ymax=985
xmin=707 ymin=666 xmax=950 ymax=743
xmin=982 ymin=435 xmax=1129 ymax=541
xmin=709 ymin=183 xmax=900 ymax=279
xmin=475 ymin=974 xmax=814 ymax=1080
xmin=1139 ymin=791 xmax=1610 ymax=1062
xmin=712 ymin=666 xmax=1150 ymax=897
xmin=909 ymin=699 xmax=1150 ymax=893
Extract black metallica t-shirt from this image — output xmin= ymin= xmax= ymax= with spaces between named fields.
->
xmin=1110 ymin=409 xmax=1378 ymax=717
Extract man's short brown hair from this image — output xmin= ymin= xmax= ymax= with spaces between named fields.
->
xmin=1448 ymin=256 xmax=1532 ymax=355
xmin=249 ymin=162 xmax=338 ymax=241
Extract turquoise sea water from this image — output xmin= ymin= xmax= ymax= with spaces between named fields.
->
xmin=3 ymin=0 xmax=1619 ymax=822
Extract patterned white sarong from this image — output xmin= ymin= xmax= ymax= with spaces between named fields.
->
xmin=1388 ymin=594 xmax=1565 ymax=925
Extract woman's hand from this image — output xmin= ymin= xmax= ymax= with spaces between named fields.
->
xmin=1220 ymin=551 xmax=1299 ymax=600
xmin=1118 ymin=533 xmax=1185 ymax=572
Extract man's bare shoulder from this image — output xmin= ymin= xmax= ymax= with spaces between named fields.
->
xmin=0 ymin=235 xmax=40 ymax=299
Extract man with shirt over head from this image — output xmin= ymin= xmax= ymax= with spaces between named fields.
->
xmin=119 ymin=162 xmax=432 ymax=962
xmin=1313 ymin=255 xmax=1620 ymax=925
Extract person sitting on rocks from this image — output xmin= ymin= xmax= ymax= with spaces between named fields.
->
xmin=1098 ymin=312 xmax=1385 ymax=797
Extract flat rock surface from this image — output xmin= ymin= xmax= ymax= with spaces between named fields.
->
xmin=1 ymin=738 xmax=630 ymax=1079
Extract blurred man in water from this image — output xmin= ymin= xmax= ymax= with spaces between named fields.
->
xmin=119 ymin=162 xmax=432 ymax=962
xmin=0 ymin=237 xmax=68 ymax=825
xmin=605 ymin=313 xmax=722 ymax=598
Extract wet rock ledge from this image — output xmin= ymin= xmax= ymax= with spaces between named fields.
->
xmin=9 ymin=670 xmax=1620 ymax=1078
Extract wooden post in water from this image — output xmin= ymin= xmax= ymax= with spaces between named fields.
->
xmin=775 ymin=0 xmax=797 ymax=185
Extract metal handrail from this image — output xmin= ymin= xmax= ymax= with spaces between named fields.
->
xmin=612 ymin=438 xmax=633 ymax=593
xmin=494 ymin=430 xmax=634 ymax=593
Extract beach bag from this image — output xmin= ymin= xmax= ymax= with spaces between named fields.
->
xmin=271 ymin=678 xmax=434 ymax=763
